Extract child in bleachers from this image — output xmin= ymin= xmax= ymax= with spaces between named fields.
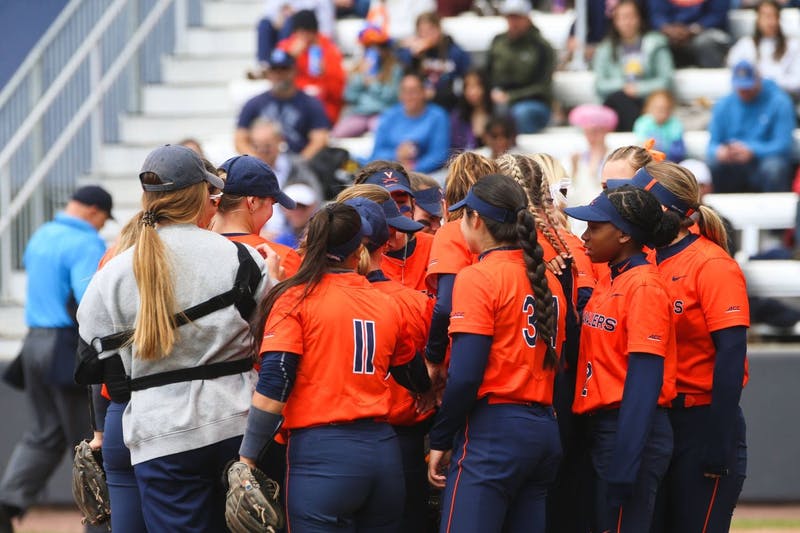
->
xmin=450 ymin=69 xmax=493 ymax=151
xmin=332 ymin=25 xmax=403 ymax=138
xmin=568 ymin=104 xmax=618 ymax=206
xmin=633 ymin=89 xmax=687 ymax=162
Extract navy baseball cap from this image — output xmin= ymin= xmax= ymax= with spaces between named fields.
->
xmin=268 ymin=48 xmax=295 ymax=70
xmin=564 ymin=191 xmax=648 ymax=245
xmin=414 ymin=186 xmax=444 ymax=218
xmin=381 ymin=199 xmax=424 ymax=233
xmin=140 ymin=145 xmax=224 ymax=192
xmin=72 ymin=185 xmax=114 ymax=220
xmin=731 ymin=60 xmax=758 ymax=90
xmin=220 ymin=155 xmax=296 ymax=209
xmin=344 ymin=197 xmax=390 ymax=251
xmin=449 ymin=188 xmax=521 ymax=224
xmin=326 ymin=205 xmax=373 ymax=262
xmin=364 ymin=169 xmax=415 ymax=197
xmin=606 ymin=167 xmax=696 ymax=217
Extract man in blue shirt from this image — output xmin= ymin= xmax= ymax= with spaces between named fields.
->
xmin=235 ymin=49 xmax=330 ymax=161
xmin=706 ymin=60 xmax=797 ymax=193
xmin=0 ymin=186 xmax=110 ymax=532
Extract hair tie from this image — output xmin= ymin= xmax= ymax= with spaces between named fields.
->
xmin=642 ymin=139 xmax=666 ymax=162
xmin=141 ymin=210 xmax=158 ymax=228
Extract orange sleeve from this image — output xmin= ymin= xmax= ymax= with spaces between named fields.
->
xmin=260 ymin=292 xmax=305 ymax=356
xmin=449 ymin=267 xmax=495 ymax=337
xmin=697 ymin=257 xmax=750 ymax=331
xmin=625 ymin=283 xmax=672 ymax=357
xmin=427 ymin=223 xmax=474 ymax=276
xmin=390 ymin=305 xmax=416 ymax=367
xmin=281 ymin=248 xmax=302 ymax=278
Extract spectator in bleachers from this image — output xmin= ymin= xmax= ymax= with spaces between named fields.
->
xmin=633 ymin=89 xmax=687 ymax=161
xmin=727 ymin=0 xmax=800 ymax=103
xmin=255 ymin=1 xmax=335 ymax=72
xmin=333 ymin=25 xmax=403 ymax=137
xmin=370 ymin=72 xmax=451 ymax=173
xmin=248 ymin=119 xmax=322 ymax=191
xmin=397 ymin=12 xmax=471 ymax=110
xmin=450 ymin=69 xmax=493 ymax=151
xmin=594 ymin=0 xmax=675 ymax=131
xmin=277 ymin=9 xmax=346 ymax=124
xmin=178 ymin=138 xmax=205 ymax=158
xmin=474 ymin=114 xmax=523 ymax=158
xmin=568 ymin=103 xmax=619 ymax=204
xmin=487 ymin=0 xmax=556 ymax=133
xmin=707 ymin=59 xmax=797 ymax=192
xmin=648 ymin=0 xmax=732 ymax=68
xmin=236 ymin=49 xmax=331 ymax=160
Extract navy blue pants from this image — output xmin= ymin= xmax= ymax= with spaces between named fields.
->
xmin=588 ymin=408 xmax=673 ymax=533
xmin=133 ymin=435 xmax=241 ymax=533
xmin=394 ymin=421 xmax=434 ymax=533
xmin=440 ymin=402 xmax=562 ymax=533
xmin=660 ymin=406 xmax=747 ymax=533
xmin=285 ymin=421 xmax=404 ymax=532
xmin=102 ymin=401 xmax=146 ymax=533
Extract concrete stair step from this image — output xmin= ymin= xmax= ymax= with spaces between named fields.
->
xmin=119 ymin=113 xmax=234 ymax=144
xmin=97 ymin=144 xmax=157 ymax=174
xmin=181 ymin=27 xmax=254 ymax=56
xmin=162 ymin=55 xmax=252 ymax=84
xmin=142 ymin=83 xmax=232 ymax=115
xmin=202 ymin=0 xmax=262 ymax=29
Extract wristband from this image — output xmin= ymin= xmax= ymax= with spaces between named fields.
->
xmin=238 ymin=406 xmax=283 ymax=461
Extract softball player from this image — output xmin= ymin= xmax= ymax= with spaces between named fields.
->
xmin=237 ymin=202 xmax=431 ymax=531
xmin=608 ymin=163 xmax=749 ymax=533
xmin=565 ymin=184 xmax=680 ymax=533
xmin=214 ymin=155 xmax=301 ymax=278
xmin=336 ymin=191 xmax=437 ymax=531
xmin=354 ymin=160 xmax=434 ymax=292
xmin=427 ymin=174 xmax=566 ymax=533
xmin=76 ymin=145 xmax=271 ymax=532
xmin=424 ymin=152 xmax=497 ymax=375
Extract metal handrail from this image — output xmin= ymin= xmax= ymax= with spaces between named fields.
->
xmin=0 ymin=0 xmax=176 ymax=237
xmin=0 ymin=0 xmax=129 ymax=174
xmin=0 ymin=0 xmax=84 ymax=111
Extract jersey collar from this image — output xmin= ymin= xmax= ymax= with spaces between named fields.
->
xmin=478 ymin=245 xmax=520 ymax=261
xmin=656 ymin=233 xmax=699 ymax=264
xmin=610 ymin=252 xmax=649 ymax=279
xmin=366 ymin=269 xmax=390 ymax=283
xmin=384 ymin=234 xmax=417 ymax=260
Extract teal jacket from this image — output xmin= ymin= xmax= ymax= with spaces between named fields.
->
xmin=343 ymin=63 xmax=403 ymax=116
xmin=593 ymin=32 xmax=674 ymax=100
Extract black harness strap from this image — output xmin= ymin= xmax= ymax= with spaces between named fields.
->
xmin=128 ymin=358 xmax=254 ymax=391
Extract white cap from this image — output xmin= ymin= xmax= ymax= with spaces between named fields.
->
xmin=679 ymin=159 xmax=712 ymax=186
xmin=282 ymin=183 xmax=319 ymax=207
xmin=499 ymin=0 xmax=531 ymax=15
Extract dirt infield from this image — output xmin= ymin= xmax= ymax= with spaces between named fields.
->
xmin=12 ymin=503 xmax=800 ymax=533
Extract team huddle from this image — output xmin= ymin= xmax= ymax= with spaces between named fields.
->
xmin=72 ymin=142 xmax=749 ymax=533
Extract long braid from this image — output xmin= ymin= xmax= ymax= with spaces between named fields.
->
xmin=517 ymin=208 xmax=558 ymax=370
xmin=497 ymin=155 xmax=563 ymax=256
xmin=513 ymin=155 xmax=569 ymax=257
xmin=534 ymin=160 xmax=573 ymax=257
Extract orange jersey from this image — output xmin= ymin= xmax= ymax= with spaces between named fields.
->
xmin=370 ymin=274 xmax=435 ymax=425
xmin=656 ymin=235 xmax=750 ymax=401
xmin=382 ymin=231 xmax=435 ymax=294
xmin=261 ymin=272 xmax=415 ymax=430
xmin=225 ymin=233 xmax=301 ymax=278
xmin=573 ymin=260 xmax=677 ymax=414
xmin=449 ymin=249 xmax=567 ymax=406
xmin=426 ymin=220 xmax=478 ymax=281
